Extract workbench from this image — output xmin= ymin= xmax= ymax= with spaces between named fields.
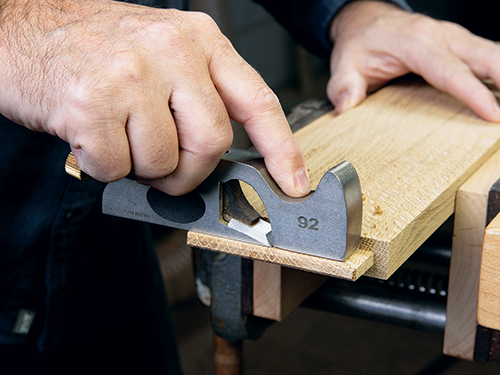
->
xmin=186 ymin=80 xmax=500 ymax=374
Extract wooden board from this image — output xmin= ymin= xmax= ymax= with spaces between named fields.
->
xmin=478 ymin=213 xmax=500 ymax=331
xmin=187 ymin=232 xmax=373 ymax=280
xmin=253 ymin=261 xmax=327 ymax=321
xmin=189 ymin=82 xmax=500 ymax=280
xmin=443 ymin=148 xmax=500 ymax=360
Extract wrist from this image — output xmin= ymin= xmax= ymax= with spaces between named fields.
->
xmin=330 ymin=1 xmax=405 ymax=43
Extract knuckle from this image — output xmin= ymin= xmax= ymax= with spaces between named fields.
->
xmin=94 ymin=158 xmax=131 ymax=183
xmin=190 ymin=11 xmax=233 ymax=57
xmin=278 ymin=134 xmax=301 ymax=157
xmin=135 ymin=19 xmax=193 ymax=59
xmin=100 ymin=169 xmax=127 ymax=183
xmin=196 ymin=124 xmax=233 ymax=159
xmin=205 ymin=128 xmax=233 ymax=156
xmin=139 ymin=149 xmax=179 ymax=179
xmin=407 ymin=15 xmax=438 ymax=37
xmin=107 ymin=52 xmax=142 ymax=82
xmin=439 ymin=20 xmax=469 ymax=35
xmin=158 ymin=24 xmax=188 ymax=48
xmin=157 ymin=26 xmax=199 ymax=67
xmin=190 ymin=11 xmax=219 ymax=31
xmin=397 ymin=16 xmax=444 ymax=49
xmin=218 ymin=127 xmax=234 ymax=150
xmin=65 ymin=83 xmax=98 ymax=112
xmin=195 ymin=94 xmax=232 ymax=155
xmin=437 ymin=64 xmax=469 ymax=91
xmin=251 ymin=85 xmax=281 ymax=113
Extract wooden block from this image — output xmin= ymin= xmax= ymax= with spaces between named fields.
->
xmin=478 ymin=213 xmax=500 ymax=330
xmin=190 ymin=82 xmax=500 ymax=280
xmin=443 ymin=148 xmax=500 ymax=360
xmin=186 ymin=232 xmax=373 ymax=280
xmin=253 ymin=261 xmax=327 ymax=321
xmin=252 ymin=261 xmax=282 ymax=321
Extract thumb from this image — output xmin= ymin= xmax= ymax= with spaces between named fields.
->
xmin=327 ymin=63 xmax=368 ymax=114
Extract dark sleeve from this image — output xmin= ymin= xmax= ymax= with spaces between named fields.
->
xmin=253 ymin=0 xmax=412 ymax=57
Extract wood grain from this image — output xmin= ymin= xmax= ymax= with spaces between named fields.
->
xmin=252 ymin=261 xmax=282 ymax=320
xmin=297 ymin=83 xmax=500 ymax=278
xmin=443 ymin=148 xmax=500 ymax=360
xmin=187 ymin=232 xmax=373 ymax=280
xmin=190 ymin=82 xmax=500 ymax=279
xmin=478 ymin=213 xmax=500 ymax=331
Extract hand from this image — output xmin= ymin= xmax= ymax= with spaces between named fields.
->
xmin=0 ymin=0 xmax=310 ymax=197
xmin=327 ymin=1 xmax=500 ymax=122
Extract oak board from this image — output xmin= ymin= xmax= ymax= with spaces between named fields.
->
xmin=188 ymin=82 xmax=500 ymax=279
xmin=479 ymin=213 xmax=500 ymax=331
xmin=187 ymin=232 xmax=373 ymax=280
xmin=252 ymin=261 xmax=327 ymax=321
xmin=443 ymin=149 xmax=500 ymax=359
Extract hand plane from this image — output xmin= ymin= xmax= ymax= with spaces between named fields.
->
xmin=72 ymin=148 xmax=363 ymax=262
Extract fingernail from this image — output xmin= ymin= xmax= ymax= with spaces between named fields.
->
xmin=336 ymin=92 xmax=352 ymax=113
xmin=492 ymin=100 xmax=500 ymax=121
xmin=294 ymin=168 xmax=311 ymax=195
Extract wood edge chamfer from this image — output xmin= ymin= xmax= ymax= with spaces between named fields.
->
xmin=187 ymin=231 xmax=373 ymax=281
